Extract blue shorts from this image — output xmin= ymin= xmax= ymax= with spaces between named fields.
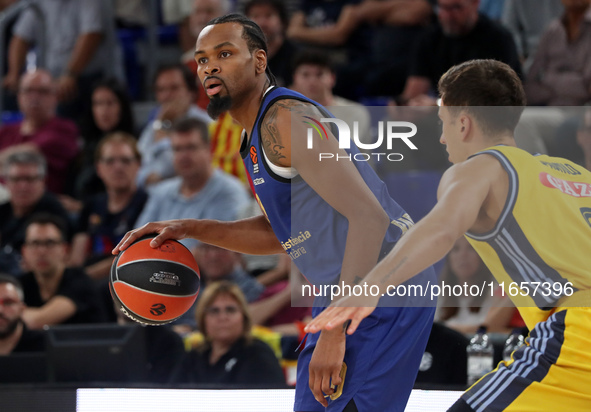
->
xmin=294 ymin=270 xmax=436 ymax=412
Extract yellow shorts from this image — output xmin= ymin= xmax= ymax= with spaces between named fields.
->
xmin=460 ymin=306 xmax=591 ymax=412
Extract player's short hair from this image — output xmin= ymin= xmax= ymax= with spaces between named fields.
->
xmin=172 ymin=117 xmax=210 ymax=144
xmin=195 ymin=281 xmax=252 ymax=345
xmin=94 ymin=132 xmax=142 ymax=164
xmin=438 ymin=59 xmax=526 ymax=137
xmin=3 ymin=149 xmax=47 ymax=178
xmin=205 ymin=13 xmax=277 ymax=86
xmin=0 ymin=273 xmax=24 ymax=301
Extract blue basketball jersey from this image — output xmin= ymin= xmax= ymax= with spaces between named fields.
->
xmin=239 ymin=87 xmax=411 ymax=290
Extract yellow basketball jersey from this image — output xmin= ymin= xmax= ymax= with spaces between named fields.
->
xmin=465 ymin=145 xmax=591 ymax=329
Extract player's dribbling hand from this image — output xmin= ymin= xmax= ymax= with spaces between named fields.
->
xmin=308 ymin=328 xmax=346 ymax=407
xmin=112 ymin=219 xmax=193 ymax=254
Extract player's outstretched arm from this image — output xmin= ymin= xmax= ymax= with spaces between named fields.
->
xmin=305 ymin=154 xmax=502 ymax=334
xmin=112 ymin=215 xmax=284 ymax=256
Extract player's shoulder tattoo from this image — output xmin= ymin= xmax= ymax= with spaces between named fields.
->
xmin=260 ymin=99 xmax=313 ymax=165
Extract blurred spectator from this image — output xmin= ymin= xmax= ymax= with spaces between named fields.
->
xmin=195 ymin=243 xmax=306 ymax=329
xmin=162 ymin=0 xmax=213 ymax=55
xmin=0 ymin=150 xmax=71 ymax=276
xmin=69 ymin=133 xmax=147 ymax=281
xmin=73 ymin=78 xmax=136 ymax=200
xmin=174 ymin=281 xmax=285 ymax=386
xmin=0 ymin=273 xmax=45 ymax=354
xmin=290 ymin=50 xmax=371 ymax=143
xmin=137 ymin=64 xmax=210 ymax=187
xmin=135 ymin=117 xmax=249 ymax=251
xmin=183 ymin=0 xmax=234 ymax=111
xmin=245 ymin=0 xmax=300 ymax=88
xmin=195 ymin=243 xmax=265 ymax=303
xmin=525 ymin=0 xmax=591 ymax=106
xmin=360 ymin=0 xmax=434 ymax=98
xmin=478 ymin=0 xmax=505 ymax=20
xmin=0 ymin=70 xmax=79 ymax=195
xmin=287 ymin=0 xmax=372 ymax=100
xmin=0 ymin=0 xmax=21 ymax=111
xmin=401 ymin=0 xmax=522 ymax=105
xmin=435 ymin=237 xmax=505 ymax=334
xmin=502 ymin=0 xmax=563 ymax=72
xmin=20 ymin=213 xmax=106 ymax=329
xmin=114 ymin=0 xmax=149 ymax=28
xmin=5 ymin=0 xmax=124 ymax=121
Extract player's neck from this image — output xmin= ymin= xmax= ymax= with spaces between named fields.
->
xmin=229 ymin=78 xmax=271 ymax=134
xmin=474 ymin=134 xmax=516 ymax=153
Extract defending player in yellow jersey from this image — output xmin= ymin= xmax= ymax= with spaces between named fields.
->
xmin=306 ymin=59 xmax=591 ymax=411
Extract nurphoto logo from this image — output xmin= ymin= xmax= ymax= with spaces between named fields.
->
xmin=305 ymin=118 xmax=418 ymax=162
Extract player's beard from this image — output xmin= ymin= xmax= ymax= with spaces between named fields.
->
xmin=207 ymin=95 xmax=233 ymax=120
xmin=0 ymin=317 xmax=20 ymax=339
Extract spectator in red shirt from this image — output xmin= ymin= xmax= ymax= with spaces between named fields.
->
xmin=0 ymin=70 xmax=79 ymax=194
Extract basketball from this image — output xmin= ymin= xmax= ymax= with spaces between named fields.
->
xmin=109 ymin=235 xmax=201 ymax=325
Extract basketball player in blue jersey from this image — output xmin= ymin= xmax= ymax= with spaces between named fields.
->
xmin=307 ymin=59 xmax=591 ymax=411
xmin=114 ymin=14 xmax=437 ymax=412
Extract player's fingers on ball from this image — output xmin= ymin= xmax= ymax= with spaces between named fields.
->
xmin=114 ymin=231 xmax=134 ymax=253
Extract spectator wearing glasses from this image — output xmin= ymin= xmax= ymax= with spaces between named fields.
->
xmin=0 ymin=273 xmax=45 ymax=355
xmin=20 ymin=213 xmax=106 ymax=329
xmin=0 ymin=150 xmax=71 ymax=276
xmin=134 ymin=117 xmax=249 ymax=251
xmin=137 ymin=64 xmax=210 ymax=188
xmin=69 ymin=133 xmax=147 ymax=282
xmin=0 ymin=70 xmax=79 ymax=194
xmin=174 ymin=281 xmax=285 ymax=386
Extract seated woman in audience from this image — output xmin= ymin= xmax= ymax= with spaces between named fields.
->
xmin=436 ymin=237 xmax=512 ymax=334
xmin=65 ymin=78 xmax=135 ymax=208
xmin=176 ymin=281 xmax=286 ymax=386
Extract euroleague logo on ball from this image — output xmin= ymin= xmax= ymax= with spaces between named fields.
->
xmin=159 ymin=243 xmax=176 ymax=253
xmin=150 ymin=303 xmax=167 ymax=316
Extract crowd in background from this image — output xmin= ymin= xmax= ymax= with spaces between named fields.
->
xmin=0 ymin=0 xmax=590 ymax=388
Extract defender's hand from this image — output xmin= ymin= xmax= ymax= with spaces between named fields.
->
xmin=305 ymin=294 xmax=378 ymax=335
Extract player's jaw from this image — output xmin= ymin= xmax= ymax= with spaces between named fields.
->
xmin=203 ymin=75 xmax=233 ymax=120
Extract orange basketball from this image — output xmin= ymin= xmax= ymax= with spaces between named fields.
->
xmin=109 ymin=235 xmax=200 ymax=325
